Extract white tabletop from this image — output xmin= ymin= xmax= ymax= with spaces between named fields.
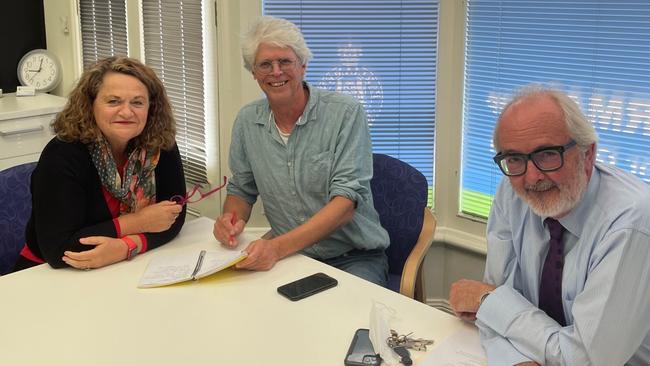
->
xmin=0 ymin=217 xmax=478 ymax=366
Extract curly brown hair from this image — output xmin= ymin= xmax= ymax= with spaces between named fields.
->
xmin=53 ymin=56 xmax=176 ymax=151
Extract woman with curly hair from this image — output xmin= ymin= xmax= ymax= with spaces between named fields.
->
xmin=12 ymin=56 xmax=186 ymax=272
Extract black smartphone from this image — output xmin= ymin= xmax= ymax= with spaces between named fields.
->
xmin=276 ymin=272 xmax=338 ymax=301
xmin=344 ymin=328 xmax=381 ymax=366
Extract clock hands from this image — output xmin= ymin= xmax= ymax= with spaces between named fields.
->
xmin=26 ymin=58 xmax=45 ymax=83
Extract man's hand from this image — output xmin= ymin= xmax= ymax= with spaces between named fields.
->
xmin=449 ymin=279 xmax=496 ymax=321
xmin=62 ymin=236 xmax=129 ymax=269
xmin=516 ymin=362 xmax=541 ymax=366
xmin=213 ymin=212 xmax=245 ymax=247
xmin=235 ymin=239 xmax=282 ymax=271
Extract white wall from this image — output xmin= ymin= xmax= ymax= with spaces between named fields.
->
xmin=43 ymin=0 xmax=82 ymax=97
xmin=212 ymin=0 xmax=267 ymax=224
xmin=43 ymin=0 xmax=487 ymax=303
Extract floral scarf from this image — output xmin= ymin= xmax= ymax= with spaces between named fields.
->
xmin=88 ymin=136 xmax=160 ymax=214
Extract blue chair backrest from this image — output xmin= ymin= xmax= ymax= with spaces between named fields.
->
xmin=370 ymin=154 xmax=428 ymax=276
xmin=0 ymin=162 xmax=36 ymax=275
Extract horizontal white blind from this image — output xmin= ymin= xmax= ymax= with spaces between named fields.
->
xmin=78 ymin=0 xmax=128 ymax=68
xmin=462 ymin=0 xmax=650 ymax=218
xmin=141 ymin=0 xmax=208 ymax=184
xmin=264 ymin=0 xmax=438 ymax=204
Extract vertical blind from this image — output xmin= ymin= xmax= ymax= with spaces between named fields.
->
xmin=264 ymin=0 xmax=438 ymax=205
xmin=141 ymin=0 xmax=208 ymax=184
xmin=78 ymin=0 xmax=128 ymax=68
xmin=462 ymin=0 xmax=650 ymax=218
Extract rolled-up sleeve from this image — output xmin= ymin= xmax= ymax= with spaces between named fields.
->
xmin=328 ymin=102 xmax=372 ymax=205
xmin=227 ymin=111 xmax=259 ymax=205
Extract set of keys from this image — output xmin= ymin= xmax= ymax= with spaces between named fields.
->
xmin=386 ymin=329 xmax=434 ymax=366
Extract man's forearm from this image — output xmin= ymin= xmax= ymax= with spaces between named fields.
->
xmin=272 ymin=196 xmax=355 ymax=259
xmin=223 ymin=195 xmax=253 ymax=223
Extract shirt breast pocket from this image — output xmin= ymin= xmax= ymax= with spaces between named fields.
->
xmin=306 ymin=150 xmax=332 ymax=193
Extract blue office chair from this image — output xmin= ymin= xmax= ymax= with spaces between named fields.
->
xmin=371 ymin=154 xmax=436 ymax=301
xmin=0 ymin=162 xmax=37 ymax=275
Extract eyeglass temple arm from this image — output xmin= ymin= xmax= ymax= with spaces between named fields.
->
xmin=198 ymin=176 xmax=228 ymax=197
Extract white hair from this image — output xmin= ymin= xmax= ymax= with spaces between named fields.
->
xmin=493 ymin=84 xmax=598 ymax=153
xmin=241 ymin=16 xmax=313 ymax=72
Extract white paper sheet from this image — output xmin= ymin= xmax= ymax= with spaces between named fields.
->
xmin=417 ymin=326 xmax=486 ymax=366
xmin=137 ymin=230 xmax=261 ymax=288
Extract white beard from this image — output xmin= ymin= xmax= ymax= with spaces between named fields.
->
xmin=514 ymin=157 xmax=588 ymax=218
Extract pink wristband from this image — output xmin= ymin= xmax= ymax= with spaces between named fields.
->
xmin=122 ymin=236 xmax=139 ymax=260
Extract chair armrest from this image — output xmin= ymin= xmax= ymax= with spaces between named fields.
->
xmin=400 ymin=208 xmax=437 ymax=300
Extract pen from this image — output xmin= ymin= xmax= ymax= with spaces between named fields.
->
xmin=191 ymin=250 xmax=206 ymax=280
xmin=229 ymin=212 xmax=238 ymax=245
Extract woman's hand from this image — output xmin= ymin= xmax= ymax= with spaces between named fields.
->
xmin=62 ymin=236 xmax=130 ymax=269
xmin=135 ymin=201 xmax=182 ymax=233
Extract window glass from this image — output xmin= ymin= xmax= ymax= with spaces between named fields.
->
xmin=264 ymin=0 xmax=439 ymax=206
xmin=78 ymin=0 xmax=128 ymax=67
xmin=462 ymin=0 xmax=650 ymax=218
xmin=141 ymin=0 xmax=209 ymax=184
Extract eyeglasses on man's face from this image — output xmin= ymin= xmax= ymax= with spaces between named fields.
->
xmin=253 ymin=58 xmax=297 ymax=75
xmin=493 ymin=140 xmax=577 ymax=177
xmin=171 ymin=176 xmax=228 ymax=205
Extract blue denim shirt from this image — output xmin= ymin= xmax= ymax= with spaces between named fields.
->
xmin=227 ymin=83 xmax=389 ymax=259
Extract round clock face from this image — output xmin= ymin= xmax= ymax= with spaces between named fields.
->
xmin=17 ymin=49 xmax=62 ymax=92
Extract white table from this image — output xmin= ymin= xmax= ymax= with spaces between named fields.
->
xmin=0 ymin=217 xmax=479 ymax=365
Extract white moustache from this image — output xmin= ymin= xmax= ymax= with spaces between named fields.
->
xmin=525 ymin=180 xmax=556 ymax=192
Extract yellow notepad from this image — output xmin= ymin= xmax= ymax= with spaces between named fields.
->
xmin=138 ymin=249 xmax=247 ymax=288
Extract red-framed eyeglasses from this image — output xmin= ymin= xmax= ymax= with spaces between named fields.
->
xmin=171 ymin=176 xmax=228 ymax=205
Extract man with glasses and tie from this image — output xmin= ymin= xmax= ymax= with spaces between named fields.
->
xmin=449 ymin=85 xmax=650 ymax=365
xmin=212 ymin=16 xmax=390 ymax=286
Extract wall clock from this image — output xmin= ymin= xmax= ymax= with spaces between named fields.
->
xmin=17 ymin=49 xmax=62 ymax=93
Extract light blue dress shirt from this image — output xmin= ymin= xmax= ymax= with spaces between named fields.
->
xmin=227 ymin=83 xmax=389 ymax=260
xmin=477 ymin=162 xmax=650 ymax=365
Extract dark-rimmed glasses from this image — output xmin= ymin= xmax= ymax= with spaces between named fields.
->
xmin=493 ymin=140 xmax=577 ymax=176
xmin=171 ymin=176 xmax=228 ymax=205
xmin=253 ymin=58 xmax=297 ymax=75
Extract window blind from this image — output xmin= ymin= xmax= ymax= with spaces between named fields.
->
xmin=264 ymin=0 xmax=438 ymax=205
xmin=141 ymin=0 xmax=208 ymax=184
xmin=78 ymin=0 xmax=128 ymax=68
xmin=462 ymin=0 xmax=650 ymax=218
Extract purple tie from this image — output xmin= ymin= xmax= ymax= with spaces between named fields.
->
xmin=539 ymin=218 xmax=567 ymax=326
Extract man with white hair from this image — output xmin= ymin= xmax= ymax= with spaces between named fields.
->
xmin=212 ymin=16 xmax=390 ymax=286
xmin=449 ymin=86 xmax=650 ymax=365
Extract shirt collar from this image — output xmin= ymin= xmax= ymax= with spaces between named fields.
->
xmin=300 ymin=81 xmax=318 ymax=125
